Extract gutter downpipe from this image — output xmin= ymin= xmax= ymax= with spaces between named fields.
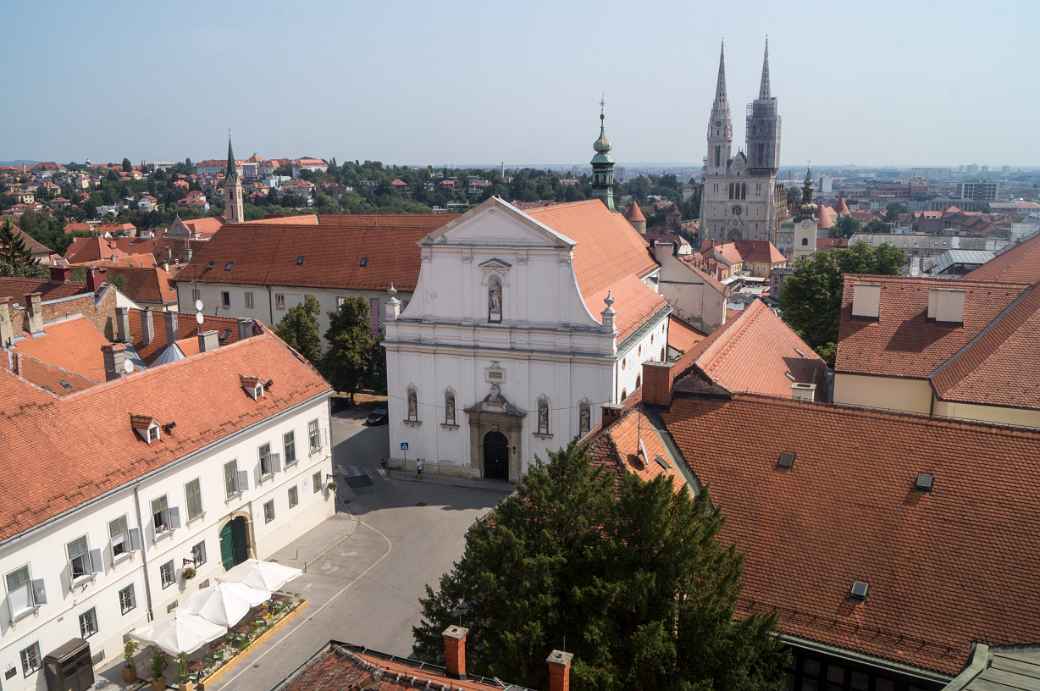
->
xmin=132 ymin=484 xmax=156 ymax=623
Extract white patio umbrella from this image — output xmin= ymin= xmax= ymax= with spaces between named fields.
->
xmin=219 ymin=559 xmax=301 ymax=592
xmin=131 ymin=613 xmax=227 ymax=656
xmin=181 ymin=582 xmax=269 ymax=628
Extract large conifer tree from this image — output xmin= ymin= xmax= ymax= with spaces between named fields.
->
xmin=0 ymin=219 xmax=40 ymax=277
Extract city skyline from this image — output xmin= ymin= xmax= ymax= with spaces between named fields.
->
xmin=1 ymin=1 xmax=1036 ymax=167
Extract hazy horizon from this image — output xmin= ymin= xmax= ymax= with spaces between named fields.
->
xmin=1 ymin=1 xmax=1035 ymax=167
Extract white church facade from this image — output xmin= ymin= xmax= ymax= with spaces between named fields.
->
xmin=383 ymin=197 xmax=670 ymax=481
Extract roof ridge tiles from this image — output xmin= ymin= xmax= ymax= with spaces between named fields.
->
xmin=722 ymin=391 xmax=1040 ymax=439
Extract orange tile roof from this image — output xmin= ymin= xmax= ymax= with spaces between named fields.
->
xmin=816 ymin=205 xmax=837 ymax=229
xmin=680 ymin=299 xmax=824 ymax=398
xmin=625 ymin=201 xmax=646 ymax=222
xmin=0 ymin=277 xmax=89 ymax=302
xmin=178 ymin=217 xmax=224 ymax=236
xmin=103 ymin=266 xmax=177 ymax=305
xmin=930 ymin=282 xmax=1040 ymax=410
xmin=12 ymin=316 xmax=111 ymax=383
xmin=0 ymin=330 xmax=330 ymax=541
xmin=964 ymin=232 xmax=1040 ymax=283
xmin=2 ymin=352 xmax=95 ymax=395
xmin=586 ymin=406 xmax=688 ymax=492
xmin=127 ymin=308 xmax=244 ymax=364
xmin=666 ymin=315 xmax=706 ymax=353
xmin=835 ymin=275 xmax=1028 ymax=378
xmin=282 ymin=642 xmax=519 ymax=690
xmin=677 ymin=255 xmax=727 ymax=293
xmin=524 ymin=200 xmax=666 ymax=340
xmin=173 ymin=215 xmax=457 ymax=293
xmin=65 ymin=236 xmax=129 ymax=264
xmin=661 ymin=393 xmax=1040 ymax=676
xmin=10 ymin=224 xmax=52 ymax=255
xmin=248 ymin=214 xmax=319 ymax=225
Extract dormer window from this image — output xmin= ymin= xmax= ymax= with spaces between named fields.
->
xmin=241 ymin=375 xmax=264 ymax=400
xmin=131 ymin=414 xmax=161 ymax=444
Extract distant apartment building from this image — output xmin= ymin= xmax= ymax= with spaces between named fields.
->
xmin=960 ymin=181 xmax=998 ymax=203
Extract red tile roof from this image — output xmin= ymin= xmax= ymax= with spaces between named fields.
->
xmin=9 ymin=223 xmax=52 ymax=256
xmin=281 ymin=642 xmax=519 ymax=690
xmin=2 ymin=352 xmax=95 ymax=395
xmin=173 ymin=215 xmax=457 ymax=293
xmin=127 ymin=308 xmax=244 ymax=364
xmin=0 ymin=277 xmax=90 ymax=302
xmin=679 ymin=299 xmax=824 ymax=398
xmin=625 ymin=201 xmax=646 ymax=222
xmin=65 ymin=236 xmax=156 ymax=265
xmin=705 ymin=240 xmax=786 ymax=266
xmin=930 ymin=282 xmax=1040 ymax=410
xmin=103 ymin=266 xmax=177 ymax=306
xmin=661 ymin=393 xmax=1040 ymax=677
xmin=835 ymin=275 xmax=1028 ymax=378
xmin=585 ymin=406 xmax=688 ymax=491
xmin=0 ymin=330 xmax=329 ymax=541
xmin=176 ymin=217 xmax=224 ymax=237
xmin=12 ymin=316 xmax=111 ymax=383
xmin=964 ymin=232 xmax=1040 ymax=283
xmin=524 ymin=200 xmax=666 ymax=340
xmin=249 ymin=214 xmax=319 ymax=225
xmin=667 ymin=315 xmax=706 ymax=353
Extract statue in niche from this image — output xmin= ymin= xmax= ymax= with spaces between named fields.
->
xmin=488 ymin=277 xmax=502 ymax=322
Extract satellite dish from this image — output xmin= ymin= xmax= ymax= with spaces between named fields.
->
xmin=194 ymin=299 xmax=204 ymax=312
xmin=195 ymin=312 xmax=204 ymax=325
xmin=123 ymin=359 xmax=134 ymax=374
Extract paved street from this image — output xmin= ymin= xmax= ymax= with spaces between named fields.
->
xmin=208 ymin=405 xmax=511 ymax=690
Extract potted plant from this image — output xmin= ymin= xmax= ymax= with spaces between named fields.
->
xmin=182 ymin=566 xmax=196 ymax=581
xmin=151 ymin=649 xmax=168 ymax=691
xmin=177 ymin=652 xmax=194 ymax=691
xmin=122 ymin=639 xmax=139 ymax=683
xmin=326 ymin=480 xmax=337 ymax=492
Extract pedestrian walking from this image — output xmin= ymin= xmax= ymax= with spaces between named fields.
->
xmin=416 ymin=458 xmax=424 ymax=480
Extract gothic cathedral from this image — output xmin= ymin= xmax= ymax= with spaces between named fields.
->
xmin=700 ymin=39 xmax=783 ymax=245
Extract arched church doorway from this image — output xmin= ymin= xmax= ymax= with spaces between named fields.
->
xmin=219 ymin=516 xmax=250 ymax=570
xmin=483 ymin=431 xmax=509 ymax=480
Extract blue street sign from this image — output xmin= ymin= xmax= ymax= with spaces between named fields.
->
xmin=400 ymin=442 xmax=409 ymax=451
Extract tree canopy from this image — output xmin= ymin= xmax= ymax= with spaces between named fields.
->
xmin=780 ymin=242 xmax=906 ymax=363
xmin=275 ymin=295 xmax=322 ymax=364
xmin=0 ymin=219 xmax=41 ymax=277
xmin=321 ymin=297 xmax=377 ymax=400
xmin=413 ymin=443 xmax=789 ymax=690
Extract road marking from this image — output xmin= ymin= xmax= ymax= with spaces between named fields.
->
xmin=216 ymin=520 xmax=394 ymax=690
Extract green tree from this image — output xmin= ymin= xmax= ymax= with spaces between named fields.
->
xmin=275 ymin=295 xmax=322 ymax=364
xmin=0 ymin=219 xmax=40 ymax=277
xmin=779 ymin=242 xmax=906 ymax=363
xmin=321 ymin=297 xmax=376 ymax=401
xmin=834 ymin=215 xmax=861 ymax=239
xmin=884 ymin=202 xmax=908 ymax=222
xmin=414 ymin=443 xmax=789 ymax=690
xmin=121 ymin=158 xmax=132 ymax=173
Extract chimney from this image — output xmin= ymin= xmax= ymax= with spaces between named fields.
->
xmin=0 ymin=297 xmax=14 ymax=346
xmin=546 ymin=650 xmax=574 ymax=691
xmin=184 ymin=246 xmax=193 ymax=262
xmin=49 ymin=266 xmax=70 ymax=283
xmin=641 ymin=361 xmax=673 ymax=406
xmin=197 ymin=329 xmax=219 ymax=352
xmin=116 ymin=307 xmax=131 ymax=342
xmin=442 ymin=625 xmax=468 ymax=679
xmin=102 ymin=343 xmax=131 ymax=381
xmin=85 ymin=267 xmax=106 ymax=292
xmin=143 ymin=310 xmax=155 ymax=344
xmin=164 ymin=310 xmax=179 ymax=346
xmin=24 ymin=293 xmax=43 ymax=335
xmin=601 ymin=403 xmax=623 ymax=427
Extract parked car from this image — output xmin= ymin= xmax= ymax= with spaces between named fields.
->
xmin=365 ymin=408 xmax=388 ymax=426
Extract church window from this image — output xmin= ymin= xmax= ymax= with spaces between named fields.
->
xmin=444 ymin=390 xmax=456 ymax=426
xmin=537 ymin=397 xmax=550 ymax=435
xmin=488 ymin=275 xmax=503 ymax=323
xmin=802 ymin=238 xmax=809 ymax=246
xmin=407 ymin=387 xmax=419 ymax=422
xmin=578 ymin=401 xmax=591 ymax=437
xmin=741 ymin=183 xmax=747 ymax=200
xmin=714 ymin=145 xmax=721 ymax=168
xmin=756 ymin=183 xmax=762 ymax=195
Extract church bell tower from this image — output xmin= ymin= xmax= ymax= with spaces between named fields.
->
xmin=706 ymin=41 xmax=733 ymax=177
xmin=591 ymin=97 xmax=615 ymax=211
xmin=224 ymin=135 xmax=244 ymax=224
xmin=746 ymin=38 xmax=781 ymax=174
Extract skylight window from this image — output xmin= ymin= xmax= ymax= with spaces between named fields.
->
xmin=914 ymin=472 xmax=935 ymax=492
xmin=296 ymin=256 xmax=304 ymax=265
xmin=224 ymin=261 xmax=234 ymax=271
xmin=777 ymin=452 xmax=796 ymax=469
xmin=849 ymin=580 xmax=869 ymax=600
xmin=359 ymin=257 xmax=368 ymax=267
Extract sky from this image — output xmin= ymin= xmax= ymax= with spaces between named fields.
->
xmin=1 ymin=1 xmax=1037 ymax=167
